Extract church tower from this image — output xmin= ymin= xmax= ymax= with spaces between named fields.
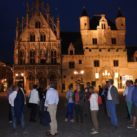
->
xmin=80 ymin=7 xmax=90 ymax=30
xmin=13 ymin=0 xmax=61 ymax=93
xmin=115 ymin=8 xmax=126 ymax=30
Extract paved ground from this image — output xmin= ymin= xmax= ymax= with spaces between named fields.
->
xmin=0 ymin=93 xmax=137 ymax=137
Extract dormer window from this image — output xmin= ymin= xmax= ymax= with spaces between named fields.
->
xmin=70 ymin=50 xmax=74 ymax=55
xmin=68 ymin=43 xmax=75 ymax=55
xmin=35 ymin=21 xmax=41 ymax=28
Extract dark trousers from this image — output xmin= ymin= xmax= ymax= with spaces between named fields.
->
xmin=65 ymin=103 xmax=74 ymax=120
xmin=29 ymin=103 xmax=38 ymax=121
xmin=75 ymin=104 xmax=83 ymax=123
xmin=9 ymin=104 xmax=12 ymax=121
xmin=11 ymin=107 xmax=25 ymax=129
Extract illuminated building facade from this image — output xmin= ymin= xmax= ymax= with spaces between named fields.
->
xmin=13 ymin=0 xmax=137 ymax=92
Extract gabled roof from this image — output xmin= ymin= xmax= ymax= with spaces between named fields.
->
xmin=61 ymin=32 xmax=84 ymax=55
xmin=90 ymin=15 xmax=117 ymax=30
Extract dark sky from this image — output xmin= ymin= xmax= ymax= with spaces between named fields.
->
xmin=0 ymin=0 xmax=137 ymax=63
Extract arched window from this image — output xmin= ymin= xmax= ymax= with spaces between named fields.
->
xmin=35 ymin=21 xmax=41 ymax=28
xmin=101 ymin=24 xmax=106 ymax=29
xmin=29 ymin=50 xmax=35 ymax=64
xmin=30 ymin=34 xmax=35 ymax=42
xmin=18 ymin=50 xmax=25 ymax=64
xmin=40 ymin=34 xmax=46 ymax=42
xmin=51 ymin=50 xmax=57 ymax=64
xmin=40 ymin=50 xmax=46 ymax=64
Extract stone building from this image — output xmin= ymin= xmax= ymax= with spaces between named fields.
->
xmin=13 ymin=0 xmax=137 ymax=93
xmin=0 ymin=62 xmax=13 ymax=92
xmin=61 ymin=8 xmax=137 ymax=91
xmin=14 ymin=0 xmax=61 ymax=92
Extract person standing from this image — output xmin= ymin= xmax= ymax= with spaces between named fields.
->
xmin=29 ymin=84 xmax=40 ymax=122
xmin=7 ymin=85 xmax=13 ymax=123
xmin=73 ymin=84 xmax=85 ymax=123
xmin=44 ymin=84 xmax=59 ymax=136
xmin=127 ymin=79 xmax=137 ymax=130
xmin=89 ymin=87 xmax=99 ymax=135
xmin=9 ymin=83 xmax=26 ymax=130
xmin=65 ymin=84 xmax=74 ymax=122
xmin=124 ymin=80 xmax=134 ymax=120
xmin=106 ymin=79 xmax=119 ymax=127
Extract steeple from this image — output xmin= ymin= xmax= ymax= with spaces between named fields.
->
xmin=116 ymin=8 xmax=124 ymax=18
xmin=16 ymin=17 xmax=20 ymax=40
xmin=81 ymin=7 xmax=89 ymax=17
xmin=35 ymin=0 xmax=40 ymax=11
xmin=80 ymin=7 xmax=90 ymax=30
xmin=26 ymin=0 xmax=29 ymax=28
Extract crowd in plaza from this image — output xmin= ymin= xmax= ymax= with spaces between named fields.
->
xmin=7 ymin=78 xmax=137 ymax=136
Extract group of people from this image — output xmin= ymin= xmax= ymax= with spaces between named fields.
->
xmin=7 ymin=78 xmax=137 ymax=136
xmin=8 ymin=82 xmax=59 ymax=136
xmin=123 ymin=79 xmax=137 ymax=130
xmin=64 ymin=79 xmax=120 ymax=135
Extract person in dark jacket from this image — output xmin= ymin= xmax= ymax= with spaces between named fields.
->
xmin=73 ymin=84 xmax=85 ymax=123
xmin=14 ymin=83 xmax=26 ymax=129
xmin=127 ymin=79 xmax=137 ymax=130
xmin=106 ymin=79 xmax=119 ymax=127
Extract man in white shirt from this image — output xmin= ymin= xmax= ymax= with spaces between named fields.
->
xmin=29 ymin=84 xmax=40 ymax=122
xmin=44 ymin=84 xmax=59 ymax=136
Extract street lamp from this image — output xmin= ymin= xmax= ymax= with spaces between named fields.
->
xmin=102 ymin=70 xmax=110 ymax=77
xmin=73 ymin=70 xmax=85 ymax=84
xmin=95 ymin=73 xmax=99 ymax=79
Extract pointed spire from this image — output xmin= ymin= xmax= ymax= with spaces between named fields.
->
xmin=26 ymin=0 xmax=30 ymax=14
xmin=35 ymin=0 xmax=40 ymax=11
xmin=81 ymin=7 xmax=89 ymax=17
xmin=117 ymin=8 xmax=124 ymax=17
xmin=56 ymin=17 xmax=60 ymax=39
xmin=46 ymin=2 xmax=50 ymax=14
xmin=16 ymin=17 xmax=20 ymax=40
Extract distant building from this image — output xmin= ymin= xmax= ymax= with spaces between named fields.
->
xmin=13 ymin=0 xmax=137 ymax=92
xmin=0 ymin=62 xmax=13 ymax=92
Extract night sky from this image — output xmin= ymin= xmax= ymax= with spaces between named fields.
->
xmin=0 ymin=0 xmax=137 ymax=63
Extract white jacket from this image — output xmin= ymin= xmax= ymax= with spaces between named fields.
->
xmin=89 ymin=93 xmax=99 ymax=111
xmin=29 ymin=89 xmax=40 ymax=104
xmin=8 ymin=90 xmax=17 ymax=107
